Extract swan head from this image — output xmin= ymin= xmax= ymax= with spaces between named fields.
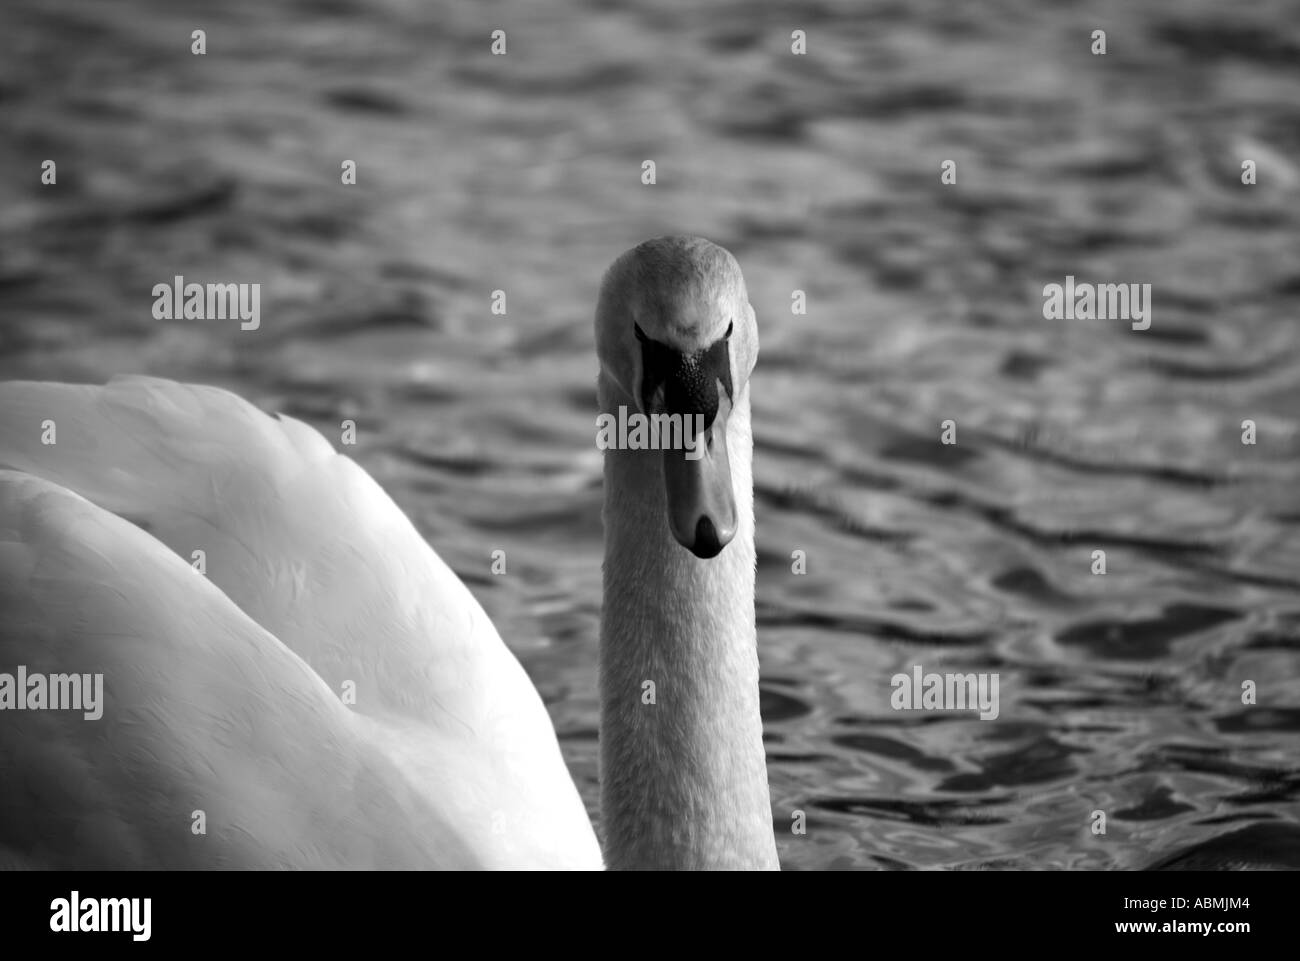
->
xmin=595 ymin=236 xmax=758 ymax=559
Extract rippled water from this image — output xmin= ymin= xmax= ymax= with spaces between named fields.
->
xmin=1 ymin=0 xmax=1298 ymax=869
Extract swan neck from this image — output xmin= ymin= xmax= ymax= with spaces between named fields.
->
xmin=597 ymin=378 xmax=778 ymax=870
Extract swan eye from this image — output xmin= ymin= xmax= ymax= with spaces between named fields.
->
xmin=633 ymin=323 xmax=647 ymax=343
xmin=725 ymin=321 xmax=733 ymax=340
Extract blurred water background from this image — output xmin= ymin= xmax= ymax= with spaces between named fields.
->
xmin=1 ymin=0 xmax=1298 ymax=869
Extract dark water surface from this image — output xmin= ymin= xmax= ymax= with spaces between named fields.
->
xmin=1 ymin=0 xmax=1298 ymax=869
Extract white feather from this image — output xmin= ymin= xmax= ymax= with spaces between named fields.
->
xmin=0 ymin=377 xmax=601 ymax=869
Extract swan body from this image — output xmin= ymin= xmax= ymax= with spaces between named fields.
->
xmin=0 ymin=378 xmax=601 ymax=868
xmin=0 ymin=236 xmax=778 ymax=870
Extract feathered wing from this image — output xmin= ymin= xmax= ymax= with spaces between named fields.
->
xmin=0 ymin=378 xmax=601 ymax=868
xmin=0 ymin=471 xmax=480 ymax=868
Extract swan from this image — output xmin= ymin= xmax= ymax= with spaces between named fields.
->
xmin=0 ymin=235 xmax=778 ymax=870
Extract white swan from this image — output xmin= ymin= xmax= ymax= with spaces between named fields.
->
xmin=0 ymin=235 xmax=778 ymax=870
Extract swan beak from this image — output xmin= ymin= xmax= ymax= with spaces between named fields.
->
xmin=663 ymin=392 xmax=736 ymax=559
